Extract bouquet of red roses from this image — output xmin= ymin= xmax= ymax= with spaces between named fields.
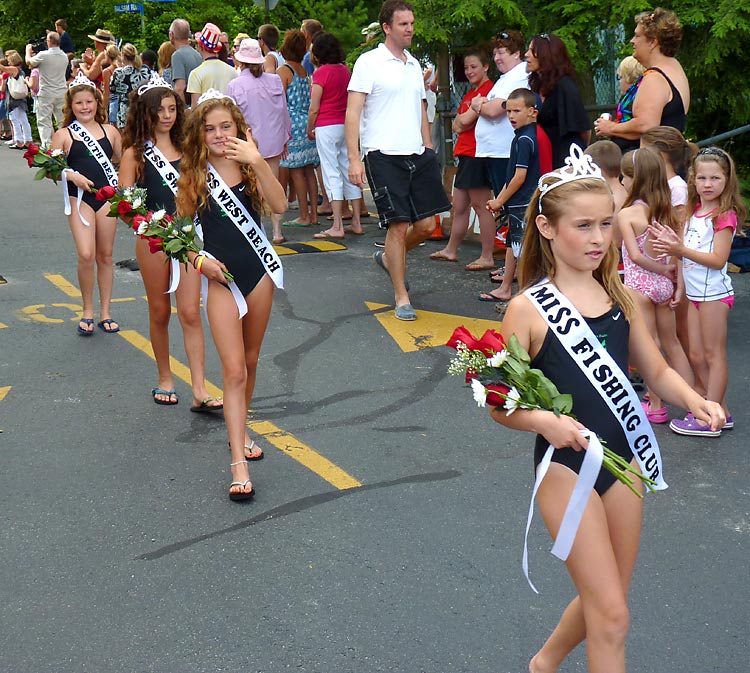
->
xmin=96 ymin=185 xmax=149 ymax=219
xmin=23 ymin=144 xmax=68 ymax=183
xmin=446 ymin=326 xmax=656 ymax=497
xmin=132 ymin=210 xmax=234 ymax=283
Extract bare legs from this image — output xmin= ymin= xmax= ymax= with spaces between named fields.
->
xmin=529 ymin=464 xmax=642 ymax=673
xmin=67 ymin=201 xmax=118 ymax=332
xmin=686 ymin=301 xmax=730 ymax=412
xmin=381 ymin=217 xmax=434 ymax=307
xmin=265 ymin=154 xmax=285 ymax=243
xmin=206 ymin=275 xmax=274 ymax=496
xmin=288 ymin=165 xmax=319 ymax=225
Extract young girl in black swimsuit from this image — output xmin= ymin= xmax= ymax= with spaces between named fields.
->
xmin=50 ymin=75 xmax=122 ymax=335
xmin=118 ymin=76 xmax=223 ymax=413
xmin=490 ymin=148 xmax=724 ymax=672
xmin=176 ymin=92 xmax=286 ymax=501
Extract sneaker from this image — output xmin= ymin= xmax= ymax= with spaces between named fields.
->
xmin=641 ymin=400 xmax=668 ymax=424
xmin=669 ymin=413 xmax=721 ymax=437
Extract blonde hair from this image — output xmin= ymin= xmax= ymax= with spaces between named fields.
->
xmin=621 ymin=147 xmax=680 ymax=234
xmin=157 ymin=41 xmax=175 ymax=71
xmin=120 ymin=43 xmax=142 ymax=68
xmin=176 ymin=97 xmax=262 ymax=217
xmin=687 ymin=148 xmax=746 ymax=227
xmin=519 ymin=177 xmax=635 ymax=320
xmin=616 ymin=56 xmax=645 ymax=87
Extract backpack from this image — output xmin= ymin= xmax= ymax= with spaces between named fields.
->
xmin=7 ymin=73 xmax=28 ymax=100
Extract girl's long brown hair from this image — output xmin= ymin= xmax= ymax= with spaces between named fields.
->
xmin=62 ymin=85 xmax=107 ymax=126
xmin=621 ymin=147 xmax=680 ymax=234
xmin=122 ymin=88 xmax=185 ymax=184
xmin=175 ymin=97 xmax=262 ymax=217
xmin=519 ymin=176 xmax=635 ymax=320
xmin=686 ymin=148 xmax=746 ymax=227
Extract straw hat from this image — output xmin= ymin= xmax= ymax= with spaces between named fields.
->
xmin=88 ymin=29 xmax=116 ymax=44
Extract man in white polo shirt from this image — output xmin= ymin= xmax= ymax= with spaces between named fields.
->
xmin=25 ymin=31 xmax=68 ymax=148
xmin=346 ymin=0 xmax=450 ymax=322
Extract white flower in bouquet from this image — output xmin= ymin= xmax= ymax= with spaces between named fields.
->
xmin=503 ymin=386 xmax=521 ymax=415
xmin=471 ymin=378 xmax=487 ymax=407
xmin=488 ymin=350 xmax=508 ymax=367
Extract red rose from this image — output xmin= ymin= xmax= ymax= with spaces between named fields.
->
xmin=446 ymin=325 xmax=479 ymax=351
xmin=485 ymin=383 xmax=511 ymax=407
xmin=118 ymin=200 xmax=133 ymax=215
xmin=96 ymin=185 xmax=117 ymax=201
xmin=475 ymin=329 xmax=506 ymax=357
xmin=147 ymin=237 xmax=164 ymax=254
xmin=131 ymin=214 xmax=147 ymax=232
xmin=23 ymin=144 xmax=39 ymax=167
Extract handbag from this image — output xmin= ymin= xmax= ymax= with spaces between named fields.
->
xmin=8 ymin=74 xmax=29 ymax=100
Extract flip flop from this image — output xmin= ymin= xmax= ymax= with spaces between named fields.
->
xmin=313 ymin=231 xmax=345 ymax=239
xmin=97 ymin=318 xmax=120 ymax=333
xmin=465 ymin=261 xmax=495 ymax=271
xmin=478 ymin=291 xmax=510 ymax=302
xmin=77 ymin=318 xmax=95 ymax=336
xmin=190 ymin=397 xmax=224 ymax=413
xmin=227 ymin=440 xmax=264 ymax=461
xmin=429 ymin=251 xmax=458 ymax=262
xmin=152 ymin=388 xmax=178 ymax=405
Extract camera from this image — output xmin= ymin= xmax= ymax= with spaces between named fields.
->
xmin=28 ymin=36 xmax=48 ymax=54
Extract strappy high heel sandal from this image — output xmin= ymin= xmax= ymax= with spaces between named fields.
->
xmin=229 ymin=460 xmax=255 ymax=502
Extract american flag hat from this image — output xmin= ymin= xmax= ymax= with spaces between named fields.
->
xmin=195 ymin=23 xmax=222 ymax=53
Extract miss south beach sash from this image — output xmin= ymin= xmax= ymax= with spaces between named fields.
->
xmin=521 ymin=280 xmax=667 ymax=592
xmin=197 ymin=165 xmax=284 ymax=319
xmin=143 ymin=141 xmax=203 ymax=294
xmin=62 ymin=121 xmax=118 ymax=226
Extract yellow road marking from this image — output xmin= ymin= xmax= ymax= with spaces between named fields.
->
xmin=44 ymin=273 xmax=81 ymax=297
xmin=365 ymin=301 xmax=501 ymax=353
xmin=119 ymin=330 xmax=361 ymax=490
xmin=111 ymin=297 xmax=137 ymax=303
xmin=0 ymin=386 xmax=11 ymax=402
xmin=0 ymin=323 xmax=7 ymax=329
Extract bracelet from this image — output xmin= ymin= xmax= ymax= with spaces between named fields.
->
xmin=195 ymin=256 xmax=205 ymax=273
xmin=192 ymin=255 xmax=199 ymax=269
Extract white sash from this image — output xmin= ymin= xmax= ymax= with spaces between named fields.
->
xmin=206 ymin=164 xmax=284 ymax=290
xmin=196 ymin=251 xmax=249 ymax=321
xmin=63 ymin=121 xmax=118 ymax=227
xmin=520 ymin=279 xmax=667 ymax=592
xmin=143 ymin=141 xmax=196 ymax=294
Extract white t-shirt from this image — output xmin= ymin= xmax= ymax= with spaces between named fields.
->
xmin=668 ymin=174 xmax=688 ymax=207
xmin=348 ymin=43 xmax=426 ymax=156
xmin=682 ymin=209 xmax=737 ymax=301
xmin=474 ymin=60 xmax=529 ymax=159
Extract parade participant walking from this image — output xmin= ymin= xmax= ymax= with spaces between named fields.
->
xmin=650 ymin=147 xmax=745 ymax=436
xmin=175 ymin=90 xmax=286 ymax=501
xmin=25 ymin=31 xmax=68 ymax=148
xmin=491 ymin=145 xmax=723 ymax=673
xmin=118 ymin=74 xmax=223 ymax=412
xmin=49 ymin=73 xmax=121 ymax=335
xmin=346 ymin=0 xmax=450 ymax=321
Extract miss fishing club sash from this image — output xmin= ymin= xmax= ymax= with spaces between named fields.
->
xmin=62 ymin=122 xmax=118 ymax=226
xmin=520 ymin=280 xmax=666 ymax=592
xmin=144 ymin=141 xmax=201 ymax=295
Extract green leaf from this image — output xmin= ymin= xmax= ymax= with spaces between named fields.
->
xmin=507 ymin=334 xmax=531 ymax=364
xmin=34 ymin=168 xmax=47 ymax=181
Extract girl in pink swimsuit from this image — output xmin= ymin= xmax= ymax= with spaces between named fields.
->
xmin=618 ymin=148 xmax=693 ymax=422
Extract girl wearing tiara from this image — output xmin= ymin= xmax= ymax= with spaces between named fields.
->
xmin=176 ymin=91 xmax=286 ymax=501
xmin=490 ymin=146 xmax=723 ymax=672
xmin=119 ymin=74 xmax=222 ymax=411
xmin=50 ymin=73 xmax=122 ymax=335
xmin=650 ymin=147 xmax=745 ymax=436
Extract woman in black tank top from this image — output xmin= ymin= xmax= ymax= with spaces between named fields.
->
xmin=120 ymin=79 xmax=223 ymax=412
xmin=487 ymin=161 xmax=723 ymax=671
xmin=50 ymin=79 xmax=122 ymax=335
xmin=176 ymin=95 xmax=287 ymax=503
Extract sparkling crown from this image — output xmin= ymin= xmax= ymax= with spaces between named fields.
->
xmin=538 ymin=144 xmax=605 ymax=212
xmin=69 ymin=71 xmax=96 ymax=90
xmin=137 ymin=72 xmax=173 ymax=96
xmin=196 ymin=88 xmax=237 ymax=106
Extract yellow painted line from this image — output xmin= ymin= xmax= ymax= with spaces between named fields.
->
xmin=44 ymin=273 xmax=81 ymax=297
xmin=0 ymin=323 xmax=7 ymax=329
xmin=111 ymin=297 xmax=137 ymax=303
xmin=0 ymin=386 xmax=11 ymax=402
xmin=366 ymin=301 xmax=502 ymax=353
xmin=119 ymin=330 xmax=362 ymax=490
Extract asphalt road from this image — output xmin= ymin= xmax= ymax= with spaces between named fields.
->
xmin=0 ymin=146 xmax=748 ymax=673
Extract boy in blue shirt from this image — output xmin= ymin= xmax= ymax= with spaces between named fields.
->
xmin=480 ymin=88 xmax=549 ymax=303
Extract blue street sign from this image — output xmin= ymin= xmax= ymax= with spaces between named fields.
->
xmin=114 ymin=2 xmax=143 ymax=12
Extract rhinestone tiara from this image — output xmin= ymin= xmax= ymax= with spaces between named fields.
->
xmin=196 ymin=88 xmax=237 ymax=106
xmin=137 ymin=72 xmax=173 ymax=96
xmin=69 ymin=71 xmax=96 ymax=90
xmin=538 ymin=144 xmax=605 ymax=212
